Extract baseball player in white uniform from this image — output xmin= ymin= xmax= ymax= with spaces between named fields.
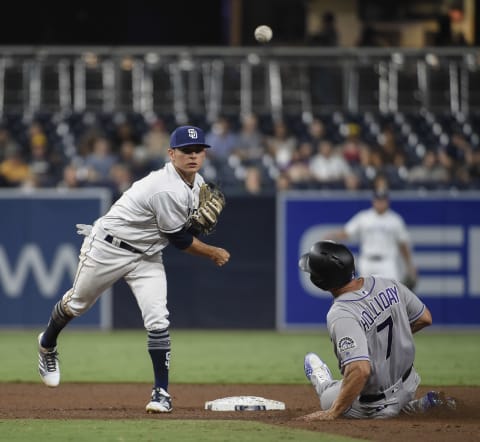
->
xmin=327 ymin=189 xmax=416 ymax=284
xmin=298 ymin=241 xmax=454 ymax=420
xmin=37 ymin=125 xmax=230 ymax=413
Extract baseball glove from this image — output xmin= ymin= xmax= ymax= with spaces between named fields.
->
xmin=187 ymin=183 xmax=226 ymax=235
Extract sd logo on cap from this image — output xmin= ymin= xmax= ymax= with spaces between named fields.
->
xmin=170 ymin=126 xmax=211 ymax=149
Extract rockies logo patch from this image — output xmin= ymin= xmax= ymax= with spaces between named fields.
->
xmin=338 ymin=336 xmax=356 ymax=352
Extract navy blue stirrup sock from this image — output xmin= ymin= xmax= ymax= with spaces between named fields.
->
xmin=147 ymin=329 xmax=171 ymax=391
xmin=148 ymin=349 xmax=170 ymax=391
xmin=41 ymin=301 xmax=73 ymax=348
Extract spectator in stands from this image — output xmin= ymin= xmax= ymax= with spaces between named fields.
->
xmin=112 ymin=119 xmax=141 ymax=153
xmin=26 ymin=122 xmax=64 ymax=187
xmin=438 ymin=132 xmax=473 ymax=185
xmin=57 ymin=164 xmax=84 ymax=190
xmin=376 ymin=124 xmax=405 ymax=167
xmin=309 ymin=140 xmax=351 ymax=187
xmin=374 ymin=125 xmax=409 ymax=189
xmin=284 ymin=142 xmax=313 ymax=187
xmin=142 ymin=118 xmax=170 ymax=167
xmin=77 ymin=127 xmax=102 ymax=159
xmin=468 ymin=149 xmax=480 ymax=186
xmin=339 ymin=123 xmax=367 ymax=167
xmin=108 ymin=163 xmax=134 ymax=200
xmin=305 ymin=118 xmax=327 ymax=148
xmin=0 ymin=126 xmax=20 ymax=163
xmin=408 ymin=150 xmax=449 ymax=187
xmin=344 ymin=172 xmax=362 ymax=191
xmin=205 ymin=116 xmax=238 ymax=160
xmin=372 ymin=173 xmax=390 ymax=192
xmin=307 ymin=11 xmax=339 ymax=46
xmin=276 ymin=171 xmax=292 ymax=191
xmin=235 ymin=113 xmax=265 ymax=161
xmin=356 ymin=146 xmax=385 ymax=189
xmin=243 ymin=166 xmax=263 ymax=195
xmin=266 ymin=119 xmax=298 ymax=170
xmin=0 ymin=150 xmax=30 ymax=187
xmin=118 ymin=140 xmax=152 ymax=181
xmin=83 ymin=136 xmax=118 ymax=184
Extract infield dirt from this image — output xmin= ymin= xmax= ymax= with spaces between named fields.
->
xmin=1 ymin=384 xmax=478 ymax=441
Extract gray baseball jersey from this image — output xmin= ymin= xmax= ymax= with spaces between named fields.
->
xmin=326 ymin=275 xmax=425 ymax=395
xmin=100 ymin=162 xmax=205 ymax=255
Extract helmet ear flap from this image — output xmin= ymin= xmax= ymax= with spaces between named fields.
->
xmin=310 ymin=274 xmax=327 ymax=290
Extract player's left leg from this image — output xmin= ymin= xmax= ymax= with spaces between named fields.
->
xmin=304 ymin=353 xmax=342 ymax=410
xmin=125 ymin=258 xmax=172 ymax=413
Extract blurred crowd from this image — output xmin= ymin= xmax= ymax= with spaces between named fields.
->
xmin=1 ymin=109 xmax=480 ymax=198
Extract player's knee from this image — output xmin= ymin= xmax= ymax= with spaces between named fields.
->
xmin=60 ymin=290 xmax=90 ymax=317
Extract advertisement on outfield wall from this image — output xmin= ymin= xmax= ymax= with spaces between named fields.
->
xmin=0 ymin=189 xmax=111 ymax=328
xmin=276 ymin=191 xmax=480 ymax=329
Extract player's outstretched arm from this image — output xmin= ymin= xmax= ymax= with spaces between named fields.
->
xmin=298 ymin=360 xmax=370 ymax=421
xmin=184 ymin=236 xmax=230 ymax=267
xmin=324 ymin=229 xmax=349 ymax=241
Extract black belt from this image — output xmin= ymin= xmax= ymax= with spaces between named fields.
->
xmin=359 ymin=365 xmax=413 ymax=403
xmin=366 ymin=255 xmax=384 ymax=261
xmin=104 ymin=235 xmax=141 ymax=254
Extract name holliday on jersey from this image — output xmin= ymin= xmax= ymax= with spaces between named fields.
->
xmin=360 ymin=285 xmax=400 ymax=331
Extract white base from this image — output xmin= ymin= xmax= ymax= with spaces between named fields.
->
xmin=205 ymin=396 xmax=286 ymax=411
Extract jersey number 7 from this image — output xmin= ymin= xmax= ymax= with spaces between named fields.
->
xmin=376 ymin=316 xmax=393 ymax=359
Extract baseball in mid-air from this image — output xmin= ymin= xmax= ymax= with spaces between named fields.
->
xmin=254 ymin=25 xmax=273 ymax=43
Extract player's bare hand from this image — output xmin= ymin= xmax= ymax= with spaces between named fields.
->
xmin=295 ymin=410 xmax=336 ymax=421
xmin=211 ymin=248 xmax=230 ymax=266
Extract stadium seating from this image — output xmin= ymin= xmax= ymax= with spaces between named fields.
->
xmin=1 ymin=109 xmax=479 ymax=192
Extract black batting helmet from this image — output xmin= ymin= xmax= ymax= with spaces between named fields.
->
xmin=299 ymin=241 xmax=355 ymax=290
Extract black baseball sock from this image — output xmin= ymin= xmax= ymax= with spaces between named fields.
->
xmin=148 ymin=349 xmax=170 ymax=391
xmin=147 ymin=329 xmax=171 ymax=391
xmin=41 ymin=300 xmax=74 ymax=349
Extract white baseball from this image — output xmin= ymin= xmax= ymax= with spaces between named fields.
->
xmin=254 ymin=25 xmax=273 ymax=43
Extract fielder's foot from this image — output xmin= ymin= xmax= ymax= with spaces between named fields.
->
xmin=146 ymin=387 xmax=173 ymax=413
xmin=37 ymin=333 xmax=60 ymax=387
xmin=304 ymin=352 xmax=333 ymax=387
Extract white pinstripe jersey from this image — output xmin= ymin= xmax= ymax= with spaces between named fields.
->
xmin=345 ymin=208 xmax=410 ymax=260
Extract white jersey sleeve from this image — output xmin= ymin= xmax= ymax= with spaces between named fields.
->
xmin=344 ymin=208 xmax=411 ymax=262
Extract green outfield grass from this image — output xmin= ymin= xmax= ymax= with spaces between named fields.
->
xmin=0 ymin=419 xmax=360 ymax=442
xmin=3 ymin=328 xmax=480 ymax=385
xmin=2 ymin=329 xmax=479 ymax=442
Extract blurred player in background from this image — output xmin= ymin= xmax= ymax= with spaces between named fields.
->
xmin=325 ymin=188 xmax=417 ymax=288
xmin=298 ymin=241 xmax=454 ymax=420
xmin=37 ymin=125 xmax=230 ymax=413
